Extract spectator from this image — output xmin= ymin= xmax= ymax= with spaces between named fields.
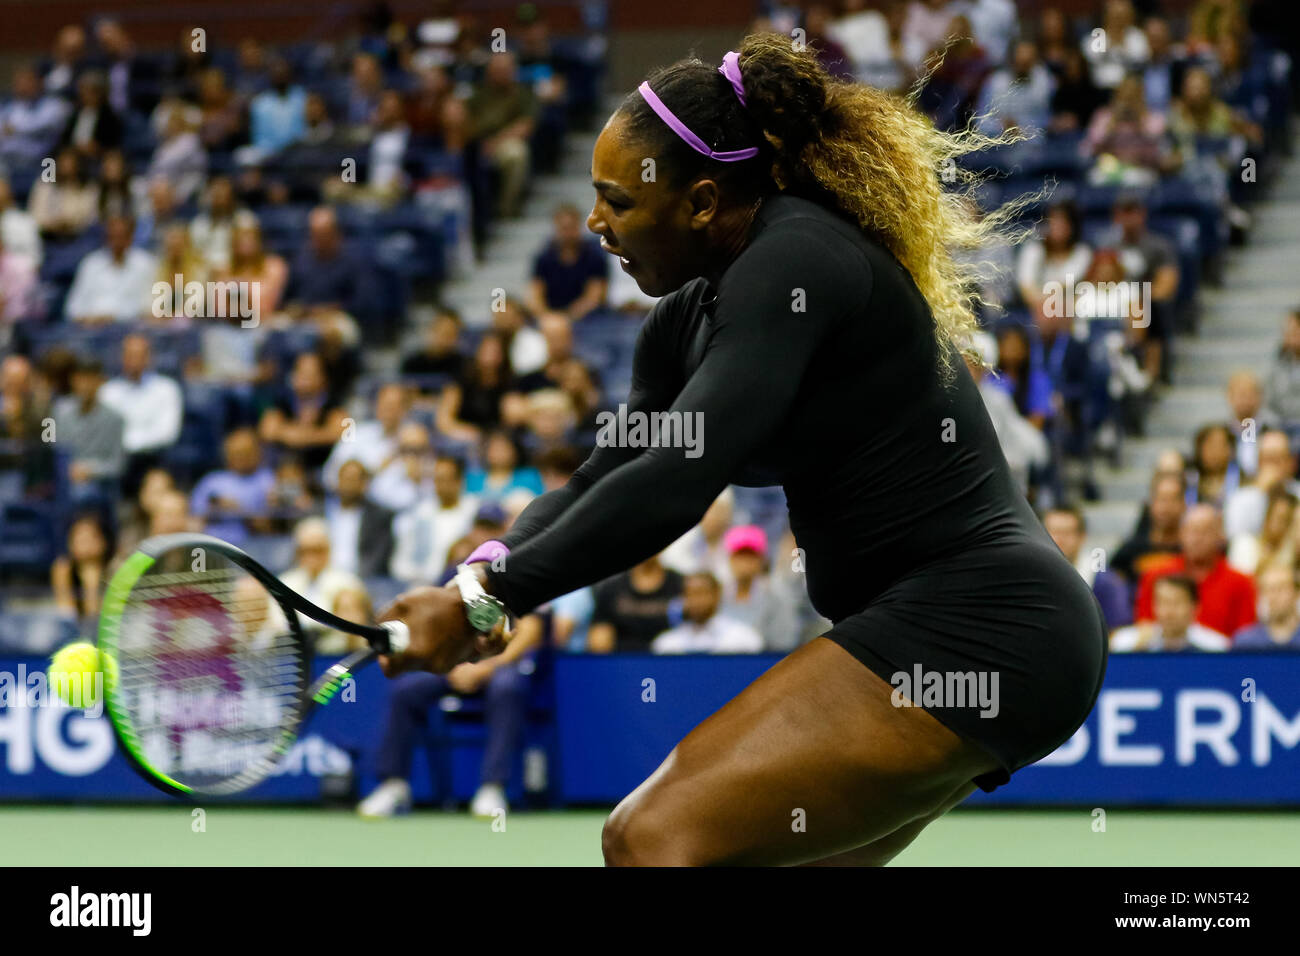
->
xmin=265 ymin=454 xmax=318 ymax=530
xmin=990 ymin=323 xmax=1053 ymax=429
xmin=44 ymin=24 xmax=90 ymax=102
xmin=802 ymin=3 xmax=857 ymax=81
xmin=901 ymin=0 xmax=959 ymax=70
xmin=588 ymin=552 xmax=685 ymax=653
xmin=50 ymin=513 xmax=111 ymax=620
xmin=189 ymin=176 xmax=241 ymax=272
xmin=344 ymin=53 xmax=385 ymax=131
xmin=246 ymin=57 xmax=306 ymax=159
xmin=367 ymin=89 xmax=411 ymax=201
xmin=390 ymin=453 xmax=480 ymax=583
xmin=189 ymin=427 xmax=276 ymax=545
xmin=369 ymin=421 xmax=434 ymax=513
xmin=519 ymin=387 xmax=578 ymax=458
xmin=1112 ymin=574 xmax=1229 ymax=651
xmin=258 ymin=350 xmax=348 ymax=472
xmin=51 ymin=357 xmax=124 ymax=493
xmin=653 ymin=571 xmax=764 ymax=653
xmin=1223 ymin=429 xmax=1299 ymax=539
xmin=1016 ymin=200 xmax=1093 ymax=317
xmin=963 ymin=0 xmax=1019 ymax=67
xmin=516 ymin=314 xmax=578 ymax=392
xmin=92 ymin=19 xmax=143 ymax=116
xmin=28 ymin=147 xmax=98 ymax=239
xmin=1049 ymin=46 xmax=1107 ymax=133
xmin=717 ymin=524 xmax=802 ymax=652
xmin=0 ymin=175 xmax=42 ymax=263
xmin=465 ymin=428 xmax=544 ymax=501
xmin=325 ymin=458 xmax=395 ymax=579
xmin=1100 ymin=194 xmax=1179 ymax=354
xmin=279 ymin=517 xmax=366 ymax=653
xmin=828 ymin=0 xmax=906 ymax=91
xmin=437 ymin=330 xmax=518 ymax=441
xmin=1232 ymin=565 xmax=1300 ymax=650
xmin=963 ymin=335 xmax=1049 ymax=494
xmin=1044 ymin=506 xmax=1132 ymax=630
xmin=146 ymin=488 xmax=196 ymax=538
xmin=1187 ymin=422 xmax=1240 ymax=507
xmin=466 ymin=51 xmax=537 ymax=219
xmin=356 ymin=611 xmax=544 ymax=819
xmin=0 ymin=64 xmax=69 ymax=170
xmin=405 ymin=64 xmax=468 ymax=149
xmin=0 ymin=354 xmax=55 ymax=497
xmin=975 ymin=39 xmax=1055 ymax=137
xmin=196 ymin=68 xmax=243 ymax=153
xmin=491 ymin=296 xmax=548 ymax=376
xmin=99 ymin=334 xmax=183 ymax=489
xmin=1082 ymin=73 xmax=1178 ymax=185
xmin=1141 ymin=16 xmax=1184 ymax=112
xmin=1225 ymin=370 xmax=1276 ymax=478
xmin=284 ymin=206 xmax=363 ymax=316
xmin=153 ymin=222 xmax=209 ymax=319
xmin=1268 ymin=308 xmax=1300 ymax=427
xmin=64 ymin=215 xmax=156 ymax=323
xmin=1169 ymin=64 xmax=1262 ymax=146
xmin=1083 ymin=0 xmax=1149 ymax=90
xmin=1112 ymin=470 xmax=1187 ymax=583
xmin=217 ymin=214 xmax=288 ymax=315
xmin=1134 ymin=504 xmax=1256 ymax=635
xmin=915 ymin=14 xmax=991 ymax=131
xmin=1228 ymin=487 xmax=1297 ymax=577
xmin=322 ymin=381 xmax=410 ymax=490
xmin=147 ymin=108 xmax=207 ymax=205
xmin=59 ymin=71 xmax=121 ymax=159
xmin=400 ymin=307 xmax=466 ymax=383
xmin=526 ymin=203 xmax=609 ymax=322
xmin=661 ymin=486 xmax=736 ymax=588
xmin=0 ymin=232 xmax=40 ymax=323
xmin=95 ymin=148 xmax=134 ymax=221
xmin=114 ymin=468 xmax=185 ymax=559
xmin=133 ymin=178 xmax=183 ymax=251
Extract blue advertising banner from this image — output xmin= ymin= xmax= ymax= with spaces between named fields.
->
xmin=3 ymin=653 xmax=1298 ymax=806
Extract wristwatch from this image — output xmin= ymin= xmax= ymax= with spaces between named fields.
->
xmin=453 ymin=563 xmax=508 ymax=633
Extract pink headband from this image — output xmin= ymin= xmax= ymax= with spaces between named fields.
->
xmin=636 ymin=50 xmax=758 ymax=162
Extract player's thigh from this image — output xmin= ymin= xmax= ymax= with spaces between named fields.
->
xmin=601 ymin=637 xmax=999 ymax=866
xmin=799 ymin=780 xmax=978 ymax=866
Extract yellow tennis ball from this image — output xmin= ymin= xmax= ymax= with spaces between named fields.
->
xmin=48 ymin=642 xmax=115 ymax=708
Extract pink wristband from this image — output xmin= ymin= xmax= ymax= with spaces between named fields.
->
xmin=464 ymin=539 xmax=509 ymax=566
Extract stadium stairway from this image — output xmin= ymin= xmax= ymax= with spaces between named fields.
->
xmin=1084 ymin=134 xmax=1300 ymax=558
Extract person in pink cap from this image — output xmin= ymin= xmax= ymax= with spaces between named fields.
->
xmin=718 ymin=524 xmax=801 ymax=652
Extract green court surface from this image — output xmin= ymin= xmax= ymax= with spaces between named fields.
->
xmin=7 ymin=806 xmax=1298 ymax=865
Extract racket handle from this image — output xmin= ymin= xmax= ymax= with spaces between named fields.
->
xmin=380 ymin=620 xmax=410 ymax=654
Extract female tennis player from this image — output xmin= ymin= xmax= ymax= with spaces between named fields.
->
xmin=378 ymin=33 xmax=1108 ymax=866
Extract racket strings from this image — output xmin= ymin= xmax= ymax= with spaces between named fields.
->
xmin=106 ymin=553 xmax=309 ymax=792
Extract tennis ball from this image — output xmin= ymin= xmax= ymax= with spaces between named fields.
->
xmin=48 ymin=642 xmax=115 ymax=709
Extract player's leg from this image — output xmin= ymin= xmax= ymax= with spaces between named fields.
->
xmin=601 ymin=637 xmax=1000 ymax=866
xmin=798 ymin=780 xmax=977 ymax=866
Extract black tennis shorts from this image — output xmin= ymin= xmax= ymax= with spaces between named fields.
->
xmin=826 ymin=538 xmax=1110 ymax=792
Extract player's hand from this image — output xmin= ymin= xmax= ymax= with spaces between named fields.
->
xmin=376 ymin=585 xmax=477 ymax=676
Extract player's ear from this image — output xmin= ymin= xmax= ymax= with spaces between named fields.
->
xmin=686 ymin=177 xmax=722 ymax=228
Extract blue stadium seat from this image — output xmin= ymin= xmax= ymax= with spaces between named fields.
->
xmin=0 ymin=502 xmax=58 ymax=576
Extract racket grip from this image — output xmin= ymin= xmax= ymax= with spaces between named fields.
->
xmin=380 ymin=620 xmax=410 ymax=654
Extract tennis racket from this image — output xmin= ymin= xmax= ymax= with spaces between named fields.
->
xmin=96 ymin=532 xmax=410 ymax=797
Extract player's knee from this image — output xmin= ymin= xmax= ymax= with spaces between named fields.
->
xmin=602 ymin=800 xmax=711 ymax=866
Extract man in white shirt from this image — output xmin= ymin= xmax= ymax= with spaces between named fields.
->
xmin=491 ymin=296 xmax=548 ymax=376
xmin=0 ymin=65 xmax=69 ymax=169
xmin=661 ymin=486 xmax=736 ymax=591
xmin=1110 ymin=575 xmax=1230 ymax=652
xmin=369 ymin=421 xmax=435 ymax=513
xmin=390 ymin=453 xmax=480 ymax=583
xmin=98 ymin=333 xmax=183 ymax=492
xmin=1223 ymin=428 xmax=1300 ymax=540
xmin=321 ymin=382 xmax=410 ymax=491
xmin=652 ymin=572 xmax=763 ymax=654
xmin=64 ymin=214 xmax=157 ymax=323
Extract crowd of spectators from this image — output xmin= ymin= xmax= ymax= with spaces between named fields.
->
xmin=0 ymin=6 xmax=1296 ymax=691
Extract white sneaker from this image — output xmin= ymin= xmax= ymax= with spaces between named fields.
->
xmin=469 ymin=782 xmax=507 ymax=818
xmin=357 ymin=778 xmax=412 ymax=818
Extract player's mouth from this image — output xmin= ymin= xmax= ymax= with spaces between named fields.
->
xmin=600 ymin=239 xmax=634 ymax=271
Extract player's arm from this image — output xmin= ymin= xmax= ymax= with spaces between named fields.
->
xmin=484 ymin=229 xmax=859 ymax=616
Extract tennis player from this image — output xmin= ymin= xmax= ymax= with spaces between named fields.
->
xmin=379 ymin=33 xmax=1108 ymax=866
